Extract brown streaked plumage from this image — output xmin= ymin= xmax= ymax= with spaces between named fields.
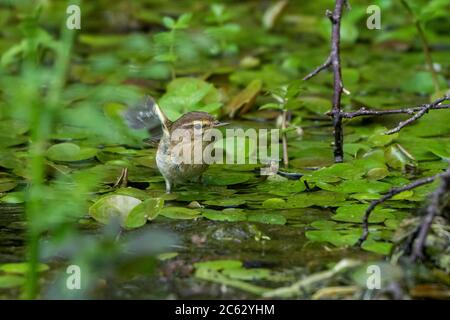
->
xmin=125 ymin=96 xmax=228 ymax=193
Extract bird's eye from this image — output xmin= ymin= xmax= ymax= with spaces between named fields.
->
xmin=194 ymin=123 xmax=202 ymax=130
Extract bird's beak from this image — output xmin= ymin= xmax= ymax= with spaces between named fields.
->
xmin=214 ymin=121 xmax=230 ymax=127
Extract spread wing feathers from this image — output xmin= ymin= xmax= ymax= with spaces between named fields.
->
xmin=123 ymin=95 xmax=171 ymax=141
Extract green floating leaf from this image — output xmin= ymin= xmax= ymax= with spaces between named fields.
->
xmin=332 ymin=205 xmax=396 ymax=224
xmin=401 ymin=71 xmax=447 ymax=95
xmin=0 ymin=275 xmax=25 ymax=289
xmin=89 ymin=195 xmax=162 ymax=228
xmin=157 ymin=252 xmax=179 ymax=261
xmin=125 ymin=198 xmax=164 ymax=228
xmin=336 ymin=179 xmax=392 ymax=194
xmin=194 ymin=260 xmax=242 ymax=271
xmin=286 ymin=191 xmax=347 ymax=208
xmin=226 ymin=79 xmax=262 ymax=118
xmin=366 ymin=167 xmax=389 ymax=181
xmin=361 ymin=240 xmax=393 ymax=255
xmin=203 ymin=171 xmax=252 ymax=186
xmin=305 ymin=163 xmax=366 ymax=183
xmin=310 ymin=220 xmax=338 ymax=230
xmin=305 ymin=230 xmax=360 ymax=247
xmin=262 ymin=198 xmax=287 ymax=209
xmin=385 ymin=144 xmax=416 ymax=170
xmin=257 ymin=180 xmax=306 ymax=196
xmin=0 ymin=178 xmax=18 ymax=193
xmin=0 ymin=191 xmax=24 ymax=204
xmin=222 ymin=268 xmax=271 ymax=281
xmin=160 ymin=207 xmax=200 ymax=219
xmin=299 ymin=96 xmax=332 ymax=114
xmin=368 ymin=128 xmax=398 ymax=147
xmin=0 ymin=262 xmax=49 ymax=274
xmin=247 ymin=213 xmax=286 ymax=225
xmin=202 ymin=208 xmax=247 ymax=222
xmin=159 ymin=77 xmax=223 ymax=120
xmin=46 ymin=143 xmax=97 ymax=162
xmin=203 ymin=198 xmax=246 ymax=207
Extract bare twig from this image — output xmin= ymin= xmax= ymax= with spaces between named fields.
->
xmin=385 ymin=95 xmax=449 ymax=134
xmin=410 ymin=168 xmax=450 ymax=261
xmin=340 ymin=103 xmax=450 ymax=119
xmin=355 ymin=173 xmax=441 ymax=247
xmin=303 ymin=0 xmax=346 ymax=163
xmin=281 ymin=109 xmax=289 ymax=168
xmin=303 ymin=56 xmax=331 ymax=81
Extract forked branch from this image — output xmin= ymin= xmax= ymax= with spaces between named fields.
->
xmin=303 ymin=0 xmax=346 ymax=163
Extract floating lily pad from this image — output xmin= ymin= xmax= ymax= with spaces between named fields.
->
xmin=222 ymin=268 xmax=271 ymax=281
xmin=310 ymin=220 xmax=338 ymax=230
xmin=286 ymin=191 xmax=347 ymax=208
xmin=332 ymin=205 xmax=396 ymax=224
xmin=203 ymin=198 xmax=246 ymax=207
xmin=305 ymin=230 xmax=360 ymax=247
xmin=361 ymin=240 xmax=393 ymax=255
xmin=0 ymin=191 xmax=24 ymax=204
xmin=89 ymin=195 xmax=148 ymax=228
xmin=0 ymin=275 xmax=25 ymax=289
xmin=124 ymin=198 xmax=164 ymax=228
xmin=257 ymin=180 xmax=306 ymax=196
xmin=160 ymin=207 xmax=201 ymax=219
xmin=46 ymin=143 xmax=98 ymax=162
xmin=247 ymin=213 xmax=286 ymax=225
xmin=0 ymin=262 xmax=49 ymax=274
xmin=262 ymin=198 xmax=287 ymax=209
xmin=337 ymin=180 xmax=392 ymax=194
xmin=202 ymin=208 xmax=247 ymax=222
xmin=194 ymin=260 xmax=243 ymax=270
xmin=203 ymin=171 xmax=252 ymax=185
xmin=0 ymin=178 xmax=18 ymax=192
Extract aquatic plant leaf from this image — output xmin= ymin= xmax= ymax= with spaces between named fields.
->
xmin=247 ymin=213 xmax=286 ymax=225
xmin=222 ymin=268 xmax=271 ymax=281
xmin=332 ymin=205 xmax=396 ymax=224
xmin=124 ymin=198 xmax=164 ymax=228
xmin=0 ymin=191 xmax=24 ymax=204
xmin=203 ymin=198 xmax=246 ymax=207
xmin=0 ymin=275 xmax=25 ymax=289
xmin=89 ymin=195 xmax=142 ymax=226
xmin=46 ymin=143 xmax=97 ymax=162
xmin=305 ymin=230 xmax=360 ymax=247
xmin=194 ymin=260 xmax=242 ymax=270
xmin=203 ymin=171 xmax=252 ymax=185
xmin=361 ymin=240 xmax=393 ymax=255
xmin=262 ymin=198 xmax=287 ymax=209
xmin=0 ymin=178 xmax=18 ymax=192
xmin=226 ymin=79 xmax=262 ymax=118
xmin=160 ymin=207 xmax=200 ymax=219
xmin=0 ymin=263 xmax=49 ymax=274
xmin=337 ymin=180 xmax=392 ymax=194
xmin=202 ymin=208 xmax=247 ymax=222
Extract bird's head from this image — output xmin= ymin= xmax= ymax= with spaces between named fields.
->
xmin=170 ymin=111 xmax=228 ymax=137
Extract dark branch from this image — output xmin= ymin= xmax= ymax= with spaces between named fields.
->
xmin=304 ymin=0 xmax=346 ymax=163
xmin=302 ymin=56 xmax=331 ymax=81
xmin=385 ymin=95 xmax=450 ymax=135
xmin=409 ymin=168 xmax=450 ymax=261
xmin=340 ymin=103 xmax=450 ymax=119
xmin=355 ymin=173 xmax=441 ymax=247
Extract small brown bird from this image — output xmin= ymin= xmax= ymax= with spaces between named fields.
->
xmin=125 ymin=96 xmax=228 ymax=193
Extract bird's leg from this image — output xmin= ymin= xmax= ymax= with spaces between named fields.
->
xmin=165 ymin=178 xmax=172 ymax=194
xmin=113 ymin=168 xmax=128 ymax=188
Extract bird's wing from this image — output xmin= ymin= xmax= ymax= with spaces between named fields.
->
xmin=123 ymin=95 xmax=171 ymax=142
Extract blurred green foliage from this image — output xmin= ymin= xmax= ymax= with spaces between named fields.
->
xmin=0 ymin=0 xmax=449 ymax=299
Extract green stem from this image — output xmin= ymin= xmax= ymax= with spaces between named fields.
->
xmin=23 ymin=9 xmax=76 ymax=299
xmin=401 ymin=0 xmax=440 ymax=92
